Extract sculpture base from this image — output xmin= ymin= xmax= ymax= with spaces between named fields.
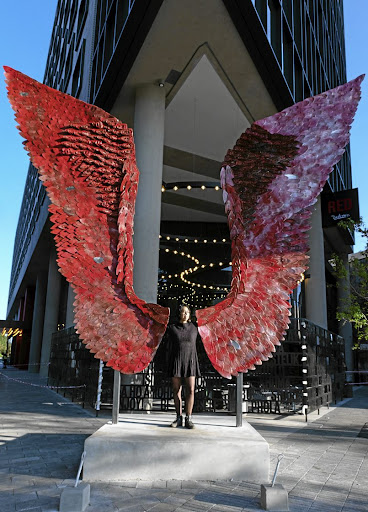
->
xmin=83 ymin=414 xmax=269 ymax=483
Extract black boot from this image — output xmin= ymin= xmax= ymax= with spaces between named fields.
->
xmin=170 ymin=415 xmax=183 ymax=428
xmin=185 ymin=416 xmax=195 ymax=429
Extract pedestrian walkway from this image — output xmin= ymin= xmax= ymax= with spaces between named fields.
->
xmin=0 ymin=366 xmax=367 ymax=512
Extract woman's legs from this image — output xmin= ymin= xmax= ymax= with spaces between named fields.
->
xmin=172 ymin=377 xmax=182 ymax=417
xmin=184 ymin=376 xmax=195 ymax=417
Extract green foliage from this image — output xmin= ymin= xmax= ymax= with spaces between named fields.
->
xmin=333 ymin=218 xmax=368 ymax=349
xmin=0 ymin=335 xmax=9 ymax=356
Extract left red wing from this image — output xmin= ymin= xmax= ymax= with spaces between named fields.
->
xmin=5 ymin=67 xmax=169 ymax=373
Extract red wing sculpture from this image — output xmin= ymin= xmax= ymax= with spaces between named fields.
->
xmin=5 ymin=66 xmax=170 ymax=374
xmin=197 ymin=76 xmax=364 ymax=377
xmin=5 ymin=66 xmax=363 ymax=377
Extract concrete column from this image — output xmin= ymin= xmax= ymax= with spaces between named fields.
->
xmin=337 ymin=252 xmax=354 ymax=380
xmin=65 ymin=284 xmax=76 ymax=328
xmin=28 ymin=273 xmax=48 ymax=373
xmin=133 ymin=84 xmax=165 ymax=303
xmin=39 ymin=249 xmax=62 ymax=377
xmin=305 ymin=197 xmax=328 ymax=329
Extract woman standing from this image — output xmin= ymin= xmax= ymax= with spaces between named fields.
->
xmin=166 ymin=304 xmax=201 ymax=429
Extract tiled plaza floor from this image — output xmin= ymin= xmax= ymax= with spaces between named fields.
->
xmin=0 ymin=366 xmax=367 ymax=511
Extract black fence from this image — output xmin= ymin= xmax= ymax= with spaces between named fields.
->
xmin=49 ymin=317 xmax=345 ymax=416
xmin=244 ymin=318 xmax=346 ymax=414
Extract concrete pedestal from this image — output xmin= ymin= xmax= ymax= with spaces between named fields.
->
xmin=83 ymin=414 xmax=269 ymax=483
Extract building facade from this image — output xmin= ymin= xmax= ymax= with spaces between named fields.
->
xmin=7 ymin=1 xmax=355 ymax=401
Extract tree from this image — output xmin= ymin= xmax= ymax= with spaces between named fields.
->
xmin=332 ymin=218 xmax=368 ymax=348
xmin=0 ymin=335 xmax=9 ymax=356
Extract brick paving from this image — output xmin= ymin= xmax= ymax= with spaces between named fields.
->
xmin=0 ymin=365 xmax=367 ymax=511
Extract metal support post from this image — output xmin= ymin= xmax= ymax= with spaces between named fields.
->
xmin=112 ymin=370 xmax=121 ymax=424
xmin=95 ymin=360 xmax=104 ymax=416
xmin=236 ymin=372 xmax=243 ymax=427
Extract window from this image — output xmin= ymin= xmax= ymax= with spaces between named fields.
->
xmin=282 ymin=21 xmax=293 ymax=92
xmin=103 ymin=3 xmax=115 ymax=74
xmin=63 ymin=34 xmax=75 ymax=92
xmin=268 ymin=0 xmax=282 ymax=63
xmin=116 ymin=0 xmax=130 ymax=43
xmin=294 ymin=56 xmax=303 ymax=102
xmin=76 ymin=0 xmax=88 ymax=46
xmin=72 ymin=39 xmax=85 ymax=98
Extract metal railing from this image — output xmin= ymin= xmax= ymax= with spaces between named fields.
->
xmin=49 ymin=317 xmax=346 ymax=416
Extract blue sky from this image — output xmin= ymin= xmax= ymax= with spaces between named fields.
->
xmin=0 ymin=1 xmax=367 ymax=319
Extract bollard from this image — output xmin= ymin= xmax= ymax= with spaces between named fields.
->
xmin=261 ymin=454 xmax=289 ymax=511
xmin=60 ymin=451 xmax=90 ymax=512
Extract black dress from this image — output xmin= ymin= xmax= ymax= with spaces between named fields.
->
xmin=166 ymin=322 xmax=201 ymax=377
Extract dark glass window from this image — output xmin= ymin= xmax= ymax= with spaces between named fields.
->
xmin=72 ymin=39 xmax=85 ymax=98
xmin=76 ymin=0 xmax=88 ymax=46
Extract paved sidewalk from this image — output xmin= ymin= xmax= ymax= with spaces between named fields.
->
xmin=0 ymin=366 xmax=367 ymax=512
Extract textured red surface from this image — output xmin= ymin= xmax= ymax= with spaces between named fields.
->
xmin=197 ymin=76 xmax=364 ymax=378
xmin=5 ymin=66 xmax=169 ymax=374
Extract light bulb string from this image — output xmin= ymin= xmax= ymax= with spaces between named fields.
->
xmin=161 ymin=181 xmax=221 ymax=192
xmin=158 ymin=246 xmax=231 ymax=292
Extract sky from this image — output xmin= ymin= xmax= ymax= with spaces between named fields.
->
xmin=0 ymin=1 xmax=367 ymax=320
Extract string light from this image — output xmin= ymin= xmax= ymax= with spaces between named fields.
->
xmin=159 ymin=246 xmax=200 ymax=270
xmin=1 ymin=327 xmax=23 ymax=337
xmin=297 ymin=274 xmax=305 ymax=284
xmin=159 ymin=234 xmax=228 ymax=244
xmin=158 ymin=242 xmax=231 ymax=294
xmin=158 ymin=289 xmax=228 ymax=308
xmin=179 ymin=259 xmax=230 ymax=291
xmin=161 ymin=181 xmax=221 ymax=192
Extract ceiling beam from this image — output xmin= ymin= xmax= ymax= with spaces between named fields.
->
xmin=162 ymin=191 xmax=225 ymax=217
xmin=163 ymin=146 xmax=222 ymax=179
